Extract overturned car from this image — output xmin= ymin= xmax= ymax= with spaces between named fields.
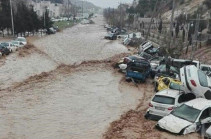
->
xmin=180 ymin=65 xmax=211 ymax=99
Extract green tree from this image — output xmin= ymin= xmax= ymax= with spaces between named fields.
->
xmin=0 ymin=0 xmax=11 ymax=36
xmin=41 ymin=9 xmax=53 ymax=29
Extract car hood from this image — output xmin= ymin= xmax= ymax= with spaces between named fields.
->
xmin=158 ymin=114 xmax=192 ymax=134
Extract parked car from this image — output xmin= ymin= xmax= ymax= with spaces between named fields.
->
xmin=15 ymin=37 xmax=27 ymax=45
xmin=0 ymin=44 xmax=10 ymax=55
xmin=154 ymin=76 xmax=181 ymax=92
xmin=104 ymin=33 xmax=117 ymax=40
xmin=46 ymin=27 xmax=56 ymax=35
xmin=180 ymin=65 xmax=211 ymax=99
xmin=156 ymin=98 xmax=211 ymax=135
xmin=11 ymin=41 xmax=24 ymax=48
xmin=1 ymin=42 xmax=18 ymax=52
xmin=145 ymin=84 xmax=195 ymax=120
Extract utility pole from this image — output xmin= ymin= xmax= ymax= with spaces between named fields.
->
xmin=44 ymin=9 xmax=46 ymax=28
xmin=9 ymin=0 xmax=15 ymax=37
xmin=145 ymin=0 xmax=159 ymax=41
xmin=82 ymin=0 xmax=84 ymax=18
xmin=191 ymin=14 xmax=200 ymax=60
xmin=120 ymin=2 xmax=122 ymax=30
xmin=168 ymin=0 xmax=176 ymax=50
xmin=68 ymin=0 xmax=70 ymax=21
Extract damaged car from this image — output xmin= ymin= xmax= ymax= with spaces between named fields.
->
xmin=104 ymin=33 xmax=117 ymax=40
xmin=151 ymin=64 xmax=179 ymax=79
xmin=145 ymin=83 xmax=195 ymax=120
xmin=156 ymin=98 xmax=211 ymax=135
xmin=180 ymin=65 xmax=211 ymax=99
xmin=154 ymin=76 xmax=181 ymax=92
xmin=200 ymin=64 xmax=211 ymax=77
xmin=126 ymin=60 xmax=151 ymax=82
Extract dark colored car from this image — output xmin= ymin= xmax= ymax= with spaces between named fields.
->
xmin=139 ymin=51 xmax=153 ymax=60
xmin=104 ymin=33 xmax=117 ymax=40
xmin=0 ymin=44 xmax=10 ymax=55
xmin=145 ymin=47 xmax=160 ymax=56
xmin=123 ymin=55 xmax=147 ymax=64
xmin=46 ymin=27 xmax=56 ymax=35
xmin=126 ymin=60 xmax=151 ymax=82
xmin=150 ymin=64 xmax=179 ymax=78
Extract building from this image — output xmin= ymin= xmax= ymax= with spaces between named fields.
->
xmin=30 ymin=0 xmax=65 ymax=18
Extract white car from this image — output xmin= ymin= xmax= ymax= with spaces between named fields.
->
xmin=1 ymin=42 xmax=18 ymax=52
xmin=180 ymin=65 xmax=211 ymax=99
xmin=15 ymin=37 xmax=27 ymax=45
xmin=156 ymin=98 xmax=211 ymax=135
xmin=145 ymin=82 xmax=195 ymax=120
xmin=11 ymin=41 xmax=24 ymax=48
xmin=200 ymin=64 xmax=211 ymax=77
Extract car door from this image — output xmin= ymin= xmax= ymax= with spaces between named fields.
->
xmin=198 ymin=108 xmax=211 ymax=133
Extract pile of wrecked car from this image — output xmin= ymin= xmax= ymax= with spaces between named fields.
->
xmin=114 ymin=38 xmax=211 ymax=137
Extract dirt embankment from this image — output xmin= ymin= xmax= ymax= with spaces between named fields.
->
xmin=181 ymin=45 xmax=211 ymax=64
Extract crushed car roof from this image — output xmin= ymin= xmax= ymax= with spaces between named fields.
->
xmin=185 ymin=98 xmax=211 ymax=110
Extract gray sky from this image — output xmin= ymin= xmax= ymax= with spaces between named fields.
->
xmin=85 ymin=0 xmax=134 ymax=8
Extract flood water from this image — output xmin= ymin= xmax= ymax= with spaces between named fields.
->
xmin=0 ymin=67 xmax=142 ymax=139
xmin=0 ymin=15 xmax=142 ymax=138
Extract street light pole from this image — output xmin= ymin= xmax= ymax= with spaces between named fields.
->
xmin=9 ymin=0 xmax=15 ymax=37
xmin=82 ymin=0 xmax=84 ymax=18
xmin=44 ymin=10 xmax=46 ymax=28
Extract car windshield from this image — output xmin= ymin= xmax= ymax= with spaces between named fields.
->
xmin=171 ymin=104 xmax=201 ymax=123
xmin=1 ymin=42 xmax=8 ymax=46
xmin=169 ymin=82 xmax=181 ymax=90
xmin=152 ymin=95 xmax=175 ymax=105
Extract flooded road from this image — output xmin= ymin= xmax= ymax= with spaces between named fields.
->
xmin=33 ymin=15 xmax=128 ymax=65
xmin=0 ymin=15 xmax=142 ymax=138
xmin=0 ymin=65 xmax=142 ymax=139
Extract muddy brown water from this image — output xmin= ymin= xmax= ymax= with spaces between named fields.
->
xmin=0 ymin=65 xmax=142 ymax=139
xmin=0 ymin=15 xmax=143 ymax=138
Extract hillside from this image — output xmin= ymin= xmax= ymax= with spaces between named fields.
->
xmin=162 ymin=0 xmax=208 ymax=21
xmin=65 ymin=0 xmax=101 ymax=12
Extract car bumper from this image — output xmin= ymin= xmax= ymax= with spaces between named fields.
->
xmin=145 ymin=111 xmax=163 ymax=121
xmin=147 ymin=108 xmax=170 ymax=118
